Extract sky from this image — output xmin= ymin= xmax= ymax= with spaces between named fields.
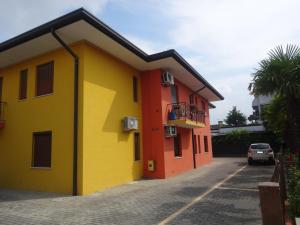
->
xmin=1 ymin=0 xmax=300 ymax=124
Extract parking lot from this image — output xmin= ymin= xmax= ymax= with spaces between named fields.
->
xmin=0 ymin=158 xmax=274 ymax=225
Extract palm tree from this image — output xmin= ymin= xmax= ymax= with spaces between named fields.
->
xmin=249 ymin=44 xmax=300 ymax=154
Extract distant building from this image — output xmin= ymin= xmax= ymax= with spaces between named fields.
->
xmin=211 ymin=95 xmax=273 ymax=136
xmin=211 ymin=122 xmax=265 ymax=136
xmin=251 ymin=95 xmax=273 ymax=124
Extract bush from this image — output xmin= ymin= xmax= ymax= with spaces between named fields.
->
xmin=287 ymin=156 xmax=300 ymax=217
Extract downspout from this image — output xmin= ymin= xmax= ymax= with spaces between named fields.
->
xmin=51 ymin=29 xmax=79 ymax=196
xmin=191 ymin=130 xmax=196 ymax=169
xmin=189 ymin=85 xmax=206 ymax=100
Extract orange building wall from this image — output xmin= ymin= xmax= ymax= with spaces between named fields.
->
xmin=141 ymin=69 xmax=165 ymax=178
xmin=141 ymin=69 xmax=213 ymax=179
xmin=161 ymin=78 xmax=195 ymax=177
xmin=193 ymin=95 xmax=213 ymax=168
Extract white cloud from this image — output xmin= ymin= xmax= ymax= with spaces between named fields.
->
xmin=152 ymin=0 xmax=300 ymax=123
xmin=0 ymin=0 xmax=109 ymax=41
xmin=163 ymin=0 xmax=300 ymax=71
xmin=210 ymin=74 xmax=253 ymax=123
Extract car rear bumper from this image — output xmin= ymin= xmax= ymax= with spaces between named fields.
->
xmin=248 ymin=155 xmax=274 ymax=161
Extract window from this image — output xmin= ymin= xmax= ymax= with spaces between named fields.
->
xmin=197 ymin=135 xmax=201 ymax=153
xmin=134 ymin=132 xmax=140 ymax=161
xmin=193 ymin=134 xmax=197 ymax=154
xmin=36 ymin=62 xmax=54 ymax=96
xmin=0 ymin=77 xmax=3 ymax=102
xmin=201 ymin=101 xmax=206 ymax=111
xmin=133 ymin=76 xmax=138 ymax=102
xmin=174 ymin=134 xmax=182 ymax=157
xmin=170 ymin=85 xmax=178 ymax=103
xmin=32 ymin=131 xmax=52 ymax=167
xmin=189 ymin=95 xmax=194 ymax=104
xmin=19 ymin=69 xmax=28 ymax=100
xmin=204 ymin=136 xmax=209 ymax=152
xmin=0 ymin=77 xmax=3 ymax=121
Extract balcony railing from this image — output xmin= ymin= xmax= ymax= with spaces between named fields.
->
xmin=166 ymin=102 xmax=205 ymax=128
xmin=0 ymin=102 xmax=6 ymax=129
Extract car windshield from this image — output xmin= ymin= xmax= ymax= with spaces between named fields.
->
xmin=251 ymin=144 xmax=269 ymax=149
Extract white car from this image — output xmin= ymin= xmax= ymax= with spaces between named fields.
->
xmin=247 ymin=143 xmax=275 ymax=165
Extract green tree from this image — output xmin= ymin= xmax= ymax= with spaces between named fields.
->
xmin=248 ymin=114 xmax=259 ymax=124
xmin=261 ymin=95 xmax=287 ymax=135
xmin=224 ymin=106 xmax=247 ymax=126
xmin=249 ymin=44 xmax=300 ymax=153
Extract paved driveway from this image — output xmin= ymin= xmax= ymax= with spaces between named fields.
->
xmin=0 ymin=158 xmax=274 ymax=225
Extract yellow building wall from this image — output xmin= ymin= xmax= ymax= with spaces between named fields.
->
xmin=81 ymin=43 xmax=143 ymax=195
xmin=0 ymin=41 xmax=143 ymax=195
xmin=0 ymin=43 xmax=85 ymax=194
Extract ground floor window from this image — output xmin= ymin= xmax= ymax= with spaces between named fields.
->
xmin=193 ymin=134 xmax=197 ymax=154
xmin=32 ymin=131 xmax=52 ymax=167
xmin=134 ymin=132 xmax=140 ymax=161
xmin=174 ymin=134 xmax=182 ymax=157
xmin=204 ymin=135 xmax=209 ymax=152
xmin=197 ymin=135 xmax=201 ymax=153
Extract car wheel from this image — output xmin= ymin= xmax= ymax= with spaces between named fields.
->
xmin=269 ymin=159 xmax=275 ymax=165
xmin=248 ymin=159 xmax=253 ymax=165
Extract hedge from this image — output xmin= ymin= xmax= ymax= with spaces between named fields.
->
xmin=212 ymin=130 xmax=281 ymax=157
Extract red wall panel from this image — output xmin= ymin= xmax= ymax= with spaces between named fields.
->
xmin=141 ymin=69 xmax=213 ymax=179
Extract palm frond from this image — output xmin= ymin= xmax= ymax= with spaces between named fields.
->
xmin=250 ymin=44 xmax=300 ymax=97
xmin=286 ymin=44 xmax=300 ymax=59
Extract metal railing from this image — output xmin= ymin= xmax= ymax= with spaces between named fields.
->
xmin=166 ymin=102 xmax=205 ymax=124
xmin=0 ymin=101 xmax=6 ymax=122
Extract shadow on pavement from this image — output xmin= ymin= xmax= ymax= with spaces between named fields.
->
xmin=0 ymin=189 xmax=69 ymax=203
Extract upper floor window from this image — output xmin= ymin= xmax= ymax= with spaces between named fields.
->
xmin=0 ymin=77 xmax=3 ymax=102
xmin=19 ymin=69 xmax=28 ymax=100
xmin=170 ymin=85 xmax=178 ymax=103
xmin=189 ymin=95 xmax=194 ymax=104
xmin=133 ymin=76 xmax=138 ymax=102
xmin=36 ymin=61 xmax=54 ymax=96
xmin=201 ymin=100 xmax=206 ymax=112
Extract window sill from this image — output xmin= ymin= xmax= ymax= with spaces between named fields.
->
xmin=30 ymin=167 xmax=51 ymax=170
xmin=174 ymin=156 xmax=182 ymax=159
xmin=34 ymin=93 xmax=54 ymax=98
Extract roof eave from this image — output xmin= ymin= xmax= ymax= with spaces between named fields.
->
xmin=0 ymin=8 xmax=224 ymax=101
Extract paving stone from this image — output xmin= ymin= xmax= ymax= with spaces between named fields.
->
xmin=0 ymin=158 xmax=274 ymax=225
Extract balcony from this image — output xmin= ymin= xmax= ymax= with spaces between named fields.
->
xmin=167 ymin=102 xmax=205 ymax=129
xmin=0 ymin=102 xmax=6 ymax=129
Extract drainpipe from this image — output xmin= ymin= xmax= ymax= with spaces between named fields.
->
xmin=191 ymin=130 xmax=196 ymax=169
xmin=189 ymin=85 xmax=206 ymax=101
xmin=51 ymin=29 xmax=79 ymax=196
